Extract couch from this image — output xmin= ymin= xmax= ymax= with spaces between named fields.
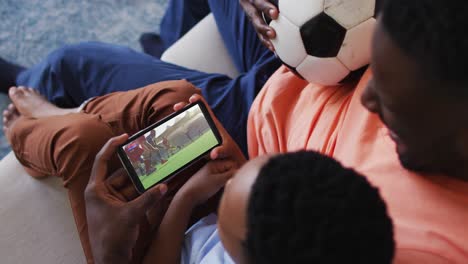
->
xmin=0 ymin=13 xmax=239 ymax=263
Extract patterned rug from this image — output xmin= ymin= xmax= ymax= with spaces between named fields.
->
xmin=0 ymin=0 xmax=168 ymax=159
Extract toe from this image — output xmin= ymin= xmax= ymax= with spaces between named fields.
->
xmin=8 ymin=86 xmax=17 ymax=97
xmin=11 ymin=106 xmax=19 ymax=116
xmin=3 ymin=109 xmax=10 ymax=118
xmin=8 ymin=103 xmax=17 ymax=113
xmin=16 ymin=86 xmax=27 ymax=95
xmin=9 ymin=86 xmax=26 ymax=99
xmin=10 ymin=108 xmax=19 ymax=118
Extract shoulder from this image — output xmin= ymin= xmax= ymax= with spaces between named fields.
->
xmin=251 ymin=67 xmax=308 ymax=115
xmin=250 ymin=66 xmax=355 ymax=118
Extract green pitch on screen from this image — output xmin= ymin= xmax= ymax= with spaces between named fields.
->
xmin=141 ymin=130 xmax=219 ymax=189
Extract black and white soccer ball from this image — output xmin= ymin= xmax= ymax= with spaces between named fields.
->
xmin=264 ymin=0 xmax=380 ymax=85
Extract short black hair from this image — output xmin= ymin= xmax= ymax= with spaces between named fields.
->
xmin=245 ymin=151 xmax=395 ymax=264
xmin=382 ymin=0 xmax=468 ymax=98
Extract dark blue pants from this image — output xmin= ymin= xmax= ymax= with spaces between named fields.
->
xmin=159 ymin=0 xmax=211 ymax=50
xmin=15 ymin=0 xmax=281 ymax=155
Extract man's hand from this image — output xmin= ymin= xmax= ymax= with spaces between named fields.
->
xmin=173 ymin=94 xmax=247 ymax=167
xmin=85 ymin=134 xmax=167 ymax=264
xmin=240 ymin=0 xmax=279 ymax=51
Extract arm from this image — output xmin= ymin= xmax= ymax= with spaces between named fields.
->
xmin=142 ymin=94 xmax=246 ymax=263
xmin=142 ymin=190 xmax=196 ymax=264
xmin=84 ymin=134 xmax=167 ymax=264
xmin=143 ymin=160 xmax=237 ymax=264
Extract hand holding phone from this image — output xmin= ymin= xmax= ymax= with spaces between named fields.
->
xmin=118 ymin=101 xmax=223 ymax=193
xmin=173 ymin=94 xmax=247 ymax=165
xmin=86 ymin=134 xmax=167 ymax=264
xmin=177 ymin=159 xmax=237 ymax=207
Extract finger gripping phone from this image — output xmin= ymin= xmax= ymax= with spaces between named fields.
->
xmin=118 ymin=101 xmax=222 ymax=193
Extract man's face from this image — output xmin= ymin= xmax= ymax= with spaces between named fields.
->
xmin=361 ymin=18 xmax=467 ymax=176
xmin=217 ymin=156 xmax=271 ymax=264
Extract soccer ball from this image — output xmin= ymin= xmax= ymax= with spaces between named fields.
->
xmin=264 ymin=0 xmax=380 ymax=85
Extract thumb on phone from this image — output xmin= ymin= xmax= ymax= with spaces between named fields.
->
xmin=90 ymin=134 xmax=129 ymax=183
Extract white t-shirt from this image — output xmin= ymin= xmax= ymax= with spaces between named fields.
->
xmin=181 ymin=214 xmax=235 ymax=264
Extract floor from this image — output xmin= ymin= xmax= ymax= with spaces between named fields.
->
xmin=0 ymin=0 xmax=168 ymax=159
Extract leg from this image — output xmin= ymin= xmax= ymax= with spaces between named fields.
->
xmin=0 ymin=58 xmax=25 ymax=93
xmin=80 ymin=80 xmax=201 ymax=136
xmin=16 ymin=43 xmax=277 ymax=153
xmin=16 ymin=42 xmax=214 ymax=108
xmin=140 ymin=0 xmax=210 ymax=58
xmin=5 ymin=81 xmax=200 ymax=263
xmin=8 ymin=114 xmax=114 ymax=264
xmin=159 ymin=0 xmax=210 ymax=50
xmin=140 ymin=0 xmax=210 ymax=59
xmin=157 ymin=0 xmax=279 ymax=74
xmin=207 ymin=0 xmax=279 ymax=73
xmin=16 ymin=42 xmax=199 ymax=108
xmin=6 ymin=86 xmax=78 ymax=118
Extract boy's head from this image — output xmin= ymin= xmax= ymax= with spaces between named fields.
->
xmin=361 ymin=0 xmax=468 ymax=178
xmin=217 ymin=151 xmax=395 ymax=264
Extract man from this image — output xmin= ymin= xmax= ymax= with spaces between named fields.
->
xmin=125 ymin=141 xmax=146 ymax=176
xmin=145 ymin=130 xmax=167 ymax=166
xmin=245 ymin=0 xmax=468 ymax=262
xmin=145 ymin=130 xmax=158 ymax=148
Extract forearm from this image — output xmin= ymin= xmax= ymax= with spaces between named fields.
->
xmin=143 ymin=193 xmax=195 ymax=264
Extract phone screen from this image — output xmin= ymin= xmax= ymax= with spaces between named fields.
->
xmin=120 ymin=103 xmax=221 ymax=191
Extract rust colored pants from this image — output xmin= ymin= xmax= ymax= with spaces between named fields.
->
xmin=9 ymin=80 xmax=201 ymax=263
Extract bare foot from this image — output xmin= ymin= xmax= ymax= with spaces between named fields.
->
xmin=2 ymin=102 xmax=47 ymax=178
xmin=3 ymin=103 xmax=20 ymax=145
xmin=8 ymin=86 xmax=78 ymax=118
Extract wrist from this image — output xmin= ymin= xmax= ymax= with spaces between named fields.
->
xmin=174 ymin=189 xmax=198 ymax=211
xmin=91 ymin=237 xmax=131 ymax=264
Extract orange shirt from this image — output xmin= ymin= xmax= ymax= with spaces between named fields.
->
xmin=248 ymin=66 xmax=468 ymax=263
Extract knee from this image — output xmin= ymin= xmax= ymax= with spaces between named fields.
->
xmin=45 ymin=42 xmax=108 ymax=69
xmin=139 ymin=80 xmax=200 ymax=113
xmin=164 ymin=81 xmax=201 ymax=105
xmin=148 ymin=80 xmax=201 ymax=107
xmin=134 ymin=80 xmax=201 ymax=128
xmin=53 ymin=115 xmax=114 ymax=174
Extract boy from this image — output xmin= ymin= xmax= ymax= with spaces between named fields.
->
xmin=140 ymin=150 xmax=395 ymax=263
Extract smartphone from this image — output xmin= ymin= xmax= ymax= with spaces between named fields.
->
xmin=117 ymin=101 xmax=223 ymax=193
